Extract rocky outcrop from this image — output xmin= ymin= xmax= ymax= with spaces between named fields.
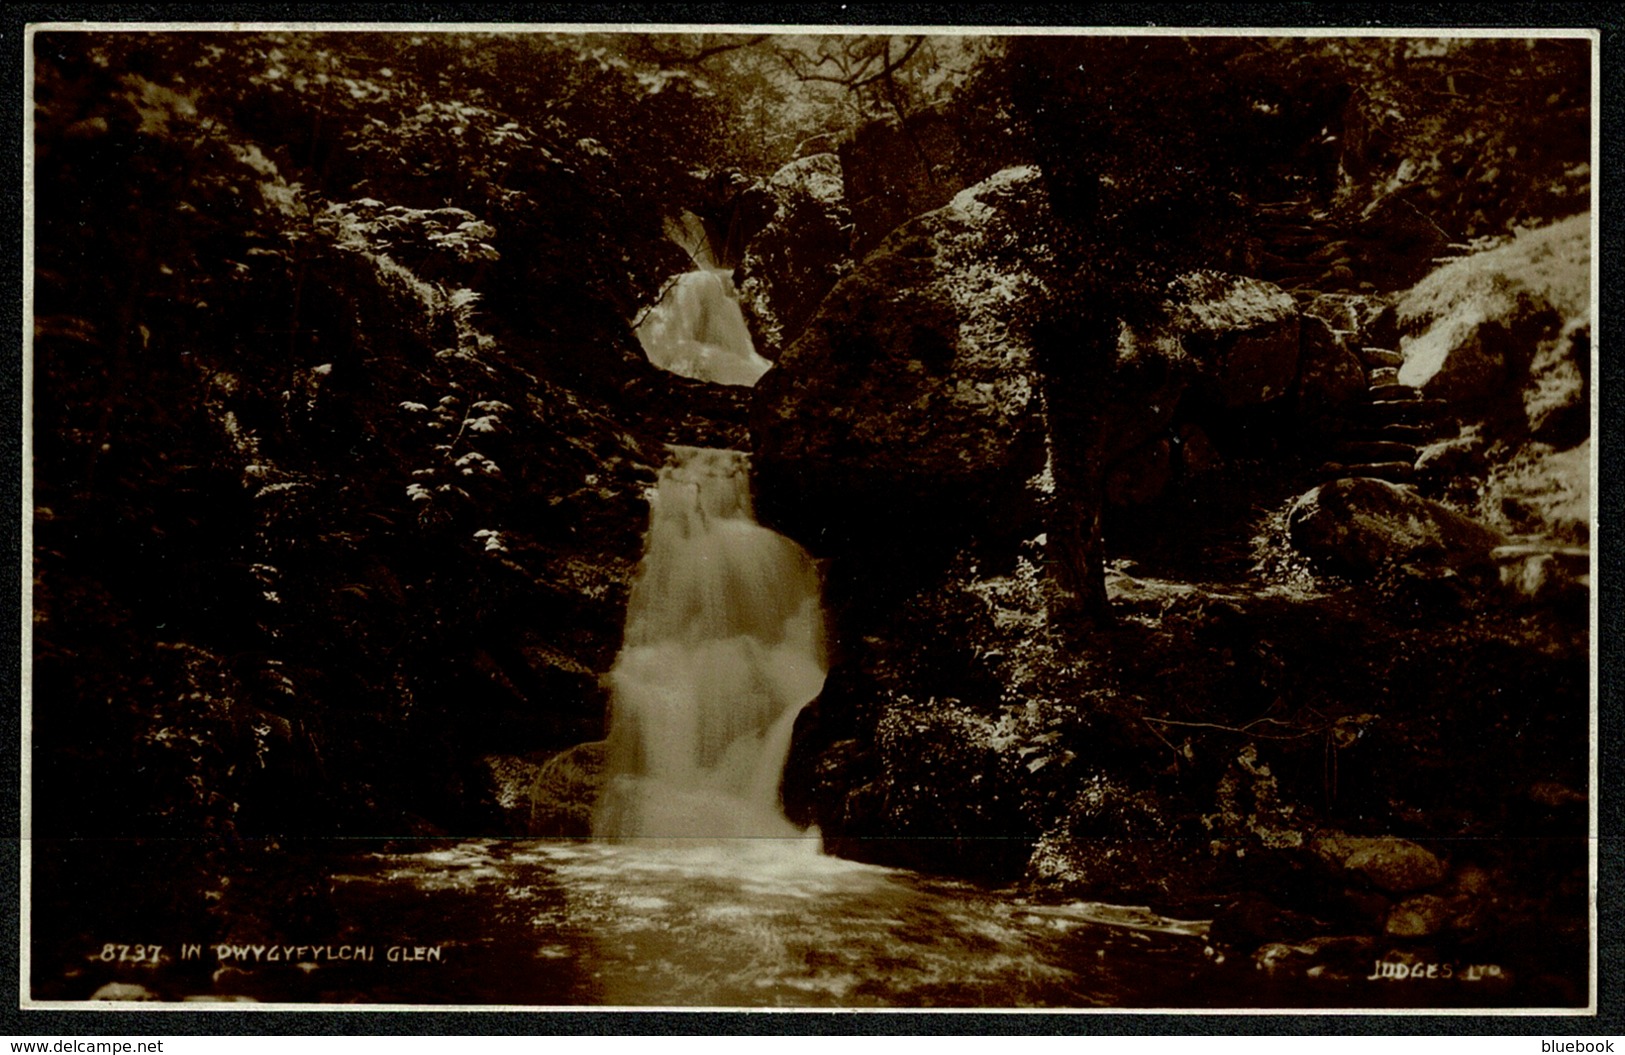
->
xmin=1293 ymin=313 xmax=1368 ymax=420
xmin=1312 ymin=833 xmax=1448 ymax=895
xmin=1287 ymin=477 xmax=1507 ymax=578
xmin=1168 ymin=271 xmax=1301 ymax=409
xmin=736 ymin=153 xmax=852 ymax=358
xmin=528 ymin=741 xmax=608 ymax=838
xmin=751 ymin=167 xmax=1051 ymax=565
xmin=1396 ymin=213 xmax=1587 ymax=414
xmin=1384 ymin=215 xmax=1591 ymax=545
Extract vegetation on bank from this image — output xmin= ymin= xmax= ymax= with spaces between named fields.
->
xmin=30 ymin=29 xmax=1592 ymax=1004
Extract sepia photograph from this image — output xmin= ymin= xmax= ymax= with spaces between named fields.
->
xmin=22 ymin=22 xmax=1598 ymax=1012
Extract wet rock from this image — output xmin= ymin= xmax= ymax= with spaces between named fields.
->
xmin=1287 ymin=477 xmax=1507 ymax=578
xmin=737 ymin=153 xmax=852 ymax=358
xmin=752 ymin=167 xmax=1050 ymax=560
xmin=528 ymin=741 xmax=608 ymax=838
xmin=1167 ymin=271 xmax=1300 ymax=408
xmin=1210 ymin=892 xmax=1323 ymax=949
xmin=1385 ymin=894 xmax=1456 ymax=937
xmin=480 ymin=753 xmax=550 ymax=834
xmin=1294 ymin=313 xmax=1368 ymax=421
xmin=1313 ymin=832 xmax=1448 ymax=894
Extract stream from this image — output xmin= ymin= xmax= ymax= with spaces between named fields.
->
xmin=49 ymin=837 xmax=1229 ymax=1008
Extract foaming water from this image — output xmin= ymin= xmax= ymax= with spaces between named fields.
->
xmin=309 ymin=838 xmax=1218 ymax=1008
xmin=594 ymin=447 xmax=826 ymax=844
xmin=635 ymin=269 xmax=771 ymax=386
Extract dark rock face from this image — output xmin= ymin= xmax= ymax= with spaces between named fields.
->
xmin=737 ymin=153 xmax=852 ymax=359
xmin=1348 ymin=191 xmax=1453 ymax=291
xmin=751 ymin=167 xmax=1051 ymax=571
xmin=1287 ymin=478 xmax=1507 ymax=578
xmin=1293 ymin=313 xmax=1368 ymax=420
xmin=528 ymin=741 xmax=608 ymax=838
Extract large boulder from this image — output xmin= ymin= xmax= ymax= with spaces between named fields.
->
xmin=1287 ymin=477 xmax=1507 ymax=578
xmin=528 ymin=741 xmax=608 ymax=838
xmin=1166 ymin=272 xmax=1301 ymax=408
xmin=751 ymin=167 xmax=1051 ymax=563
xmin=1293 ymin=313 xmax=1368 ymax=421
xmin=736 ymin=153 xmax=852 ymax=358
xmin=1396 ymin=213 xmax=1588 ymax=412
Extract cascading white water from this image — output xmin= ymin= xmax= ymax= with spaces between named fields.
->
xmin=593 ymin=446 xmax=827 ymax=844
xmin=634 ymin=212 xmax=773 ymax=387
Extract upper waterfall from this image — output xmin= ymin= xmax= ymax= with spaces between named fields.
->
xmin=634 ymin=212 xmax=773 ymax=387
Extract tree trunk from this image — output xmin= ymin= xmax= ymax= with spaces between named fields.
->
xmin=1032 ymin=309 xmax=1120 ymax=639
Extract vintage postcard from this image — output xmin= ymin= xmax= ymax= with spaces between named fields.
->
xmin=20 ymin=21 xmax=1599 ymax=1014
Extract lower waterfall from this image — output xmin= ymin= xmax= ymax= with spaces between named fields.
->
xmin=593 ymin=446 xmax=826 ymax=843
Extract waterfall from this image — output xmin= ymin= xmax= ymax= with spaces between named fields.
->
xmin=634 ymin=211 xmax=772 ymax=387
xmin=593 ymin=446 xmax=827 ymax=843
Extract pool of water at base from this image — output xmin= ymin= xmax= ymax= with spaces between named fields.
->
xmin=53 ymin=837 xmax=1251 ymax=1008
xmin=316 ymin=838 xmax=1228 ymax=1008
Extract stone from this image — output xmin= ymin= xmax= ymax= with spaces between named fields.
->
xmin=1167 ymin=271 xmax=1301 ymax=408
xmin=1313 ymin=832 xmax=1449 ymax=894
xmin=1287 ymin=477 xmax=1507 ymax=578
xmin=1252 ymin=935 xmax=1380 ymax=982
xmin=528 ymin=741 xmax=608 ymax=838
xmin=1395 ymin=214 xmax=1586 ymax=411
xmin=1294 ymin=313 xmax=1367 ymax=419
xmin=1523 ymin=320 xmax=1589 ymax=447
xmin=1386 ymin=893 xmax=1457 ymax=937
xmin=1333 ymin=440 xmax=1417 ymax=464
xmin=1413 ymin=431 xmax=1490 ymax=485
xmin=1210 ymin=891 xmax=1322 ymax=948
xmin=752 ymin=167 xmax=1051 ymax=558
xmin=91 ymin=982 xmax=160 ymax=1001
xmin=737 ymin=153 xmax=853 ymax=358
